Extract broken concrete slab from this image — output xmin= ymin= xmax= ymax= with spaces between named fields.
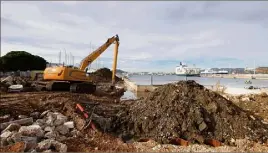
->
xmin=30 ymin=112 xmax=40 ymax=119
xmin=18 ymin=115 xmax=28 ymax=119
xmin=34 ymin=119 xmax=45 ymax=126
xmin=52 ymin=140 xmax=67 ymax=152
xmin=44 ymin=126 xmax=55 ymax=132
xmin=44 ymin=131 xmax=58 ymax=139
xmin=55 ymin=125 xmax=69 ymax=135
xmin=56 ymin=136 xmax=67 ymax=142
xmin=2 ymin=123 xmax=21 ymax=133
xmin=21 ymin=136 xmax=38 ymax=151
xmin=54 ymin=114 xmax=68 ymax=126
xmin=199 ymin=121 xmax=207 ymax=132
xmin=43 ymin=149 xmax=53 ymax=153
xmin=36 ymin=139 xmax=67 ymax=152
xmin=40 ymin=110 xmax=50 ymax=118
xmin=70 ymin=129 xmax=83 ymax=137
xmin=0 ymin=114 xmax=11 ymax=122
xmin=0 ymin=117 xmax=33 ymax=130
xmin=63 ymin=121 xmax=74 ymax=129
xmin=10 ymin=132 xmax=22 ymax=143
xmin=45 ymin=113 xmax=56 ymax=126
xmin=36 ymin=139 xmax=52 ymax=151
xmin=19 ymin=125 xmax=44 ymax=138
xmin=0 ymin=131 xmax=13 ymax=138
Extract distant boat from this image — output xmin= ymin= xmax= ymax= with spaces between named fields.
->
xmin=201 ymin=69 xmax=228 ymax=75
xmin=175 ymin=62 xmax=201 ymax=77
xmin=216 ymin=70 xmax=229 ymax=74
xmin=200 ymin=69 xmax=217 ymax=74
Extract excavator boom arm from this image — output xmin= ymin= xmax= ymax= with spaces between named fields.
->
xmin=79 ymin=35 xmax=120 ymax=71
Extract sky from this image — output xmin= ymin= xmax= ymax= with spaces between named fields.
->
xmin=1 ymin=1 xmax=268 ymax=72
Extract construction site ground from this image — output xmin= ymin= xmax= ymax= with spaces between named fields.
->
xmin=1 ymin=69 xmax=268 ymax=152
xmin=0 ymin=89 xmax=268 ymax=152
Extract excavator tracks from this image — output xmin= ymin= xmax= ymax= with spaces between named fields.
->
xmin=46 ymin=81 xmax=70 ymax=91
xmin=70 ymin=82 xmax=96 ymax=93
xmin=34 ymin=81 xmax=96 ymax=93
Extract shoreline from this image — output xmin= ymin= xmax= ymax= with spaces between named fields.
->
xmin=200 ymin=74 xmax=268 ymax=80
xmin=222 ymin=87 xmax=268 ymax=96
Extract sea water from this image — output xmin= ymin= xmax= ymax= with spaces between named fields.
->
xmin=121 ymin=75 xmax=268 ymax=99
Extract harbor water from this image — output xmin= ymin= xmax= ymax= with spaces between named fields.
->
xmin=128 ymin=75 xmax=268 ymax=88
xmin=121 ymin=74 xmax=268 ymax=100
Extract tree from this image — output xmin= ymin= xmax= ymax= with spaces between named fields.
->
xmin=0 ymin=51 xmax=47 ymax=71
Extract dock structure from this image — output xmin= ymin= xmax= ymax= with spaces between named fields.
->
xmin=123 ymin=77 xmax=162 ymax=93
xmin=200 ymin=74 xmax=268 ymax=80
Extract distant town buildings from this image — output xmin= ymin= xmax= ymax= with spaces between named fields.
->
xmin=256 ymin=67 xmax=268 ymax=74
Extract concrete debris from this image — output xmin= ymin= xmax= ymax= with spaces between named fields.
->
xmin=44 ymin=131 xmax=58 ymax=139
xmin=0 ymin=117 xmax=33 ymax=130
xmin=36 ymin=139 xmax=67 ymax=152
xmin=21 ymin=136 xmax=38 ymax=151
xmin=0 ymin=114 xmax=11 ymax=122
xmin=2 ymin=123 xmax=21 ymax=133
xmin=45 ymin=113 xmax=56 ymax=126
xmin=44 ymin=126 xmax=55 ymax=132
xmin=63 ymin=121 xmax=74 ymax=129
xmin=70 ymin=129 xmax=83 ymax=137
xmin=56 ymin=136 xmax=67 ymax=142
xmin=0 ymin=110 xmax=81 ymax=152
xmin=18 ymin=115 xmax=28 ymax=119
xmin=30 ymin=112 xmax=40 ymax=119
xmin=36 ymin=139 xmax=52 ymax=151
xmin=8 ymin=84 xmax=24 ymax=92
xmin=55 ymin=125 xmax=69 ymax=135
xmin=40 ymin=110 xmax=50 ymax=118
xmin=10 ymin=132 xmax=22 ymax=143
xmin=54 ymin=114 xmax=68 ymax=126
xmin=34 ymin=119 xmax=45 ymax=126
xmin=53 ymin=140 xmax=67 ymax=152
xmin=0 ymin=131 xmax=13 ymax=139
xmin=43 ymin=149 xmax=53 ymax=153
xmin=19 ymin=125 xmax=44 ymax=138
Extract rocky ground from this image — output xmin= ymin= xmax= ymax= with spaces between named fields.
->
xmin=1 ymin=79 xmax=268 ymax=152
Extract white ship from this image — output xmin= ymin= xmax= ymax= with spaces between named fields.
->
xmin=175 ymin=62 xmax=201 ymax=77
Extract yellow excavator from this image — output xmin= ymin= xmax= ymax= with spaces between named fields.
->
xmin=41 ymin=34 xmax=120 ymax=93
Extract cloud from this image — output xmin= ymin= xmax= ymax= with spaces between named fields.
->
xmin=1 ymin=1 xmax=268 ymax=72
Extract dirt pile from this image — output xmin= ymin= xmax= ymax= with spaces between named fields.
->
xmin=115 ymin=80 xmax=268 ymax=144
xmin=89 ymin=68 xmax=122 ymax=82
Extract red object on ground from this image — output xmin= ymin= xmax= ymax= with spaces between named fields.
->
xmin=171 ymin=138 xmax=189 ymax=146
xmin=76 ymin=103 xmax=89 ymax=118
xmin=205 ymin=139 xmax=221 ymax=147
xmin=90 ymin=122 xmax=96 ymax=130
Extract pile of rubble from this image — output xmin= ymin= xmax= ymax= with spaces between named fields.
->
xmin=0 ymin=110 xmax=81 ymax=152
xmin=89 ymin=68 xmax=122 ymax=82
xmin=115 ymin=80 xmax=268 ymax=144
xmin=0 ymin=76 xmax=33 ymax=92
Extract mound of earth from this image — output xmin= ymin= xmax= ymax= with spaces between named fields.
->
xmin=89 ymin=68 xmax=122 ymax=82
xmin=115 ymin=80 xmax=268 ymax=144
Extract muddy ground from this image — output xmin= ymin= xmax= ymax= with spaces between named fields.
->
xmin=1 ymin=80 xmax=268 ymax=152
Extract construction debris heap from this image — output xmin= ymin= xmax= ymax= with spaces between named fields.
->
xmin=115 ymin=80 xmax=268 ymax=144
xmin=89 ymin=68 xmax=122 ymax=82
